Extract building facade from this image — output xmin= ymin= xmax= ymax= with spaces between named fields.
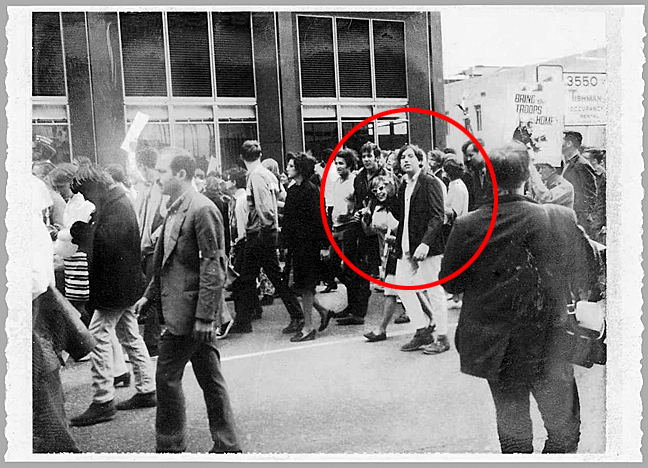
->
xmin=444 ymin=48 xmax=607 ymax=154
xmin=32 ymin=10 xmax=445 ymax=172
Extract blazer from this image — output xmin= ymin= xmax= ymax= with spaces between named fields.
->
xmin=81 ymin=186 xmax=146 ymax=311
xmin=562 ymin=154 xmax=597 ymax=227
xmin=394 ymin=172 xmax=445 ymax=258
xmin=144 ymin=187 xmax=228 ymax=336
xmin=440 ymin=195 xmax=599 ymax=381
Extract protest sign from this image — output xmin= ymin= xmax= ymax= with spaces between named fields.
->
xmin=506 ymin=82 xmax=564 ymax=166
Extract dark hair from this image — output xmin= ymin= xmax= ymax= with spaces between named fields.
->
xmin=360 ymin=141 xmax=381 ymax=159
xmin=461 ymin=138 xmax=485 ymax=156
xmin=240 ymin=140 xmax=262 ymax=162
xmin=444 ymin=147 xmax=456 ymax=154
xmin=71 ymin=162 xmax=114 ymax=193
xmin=582 ymin=147 xmax=606 ymax=164
xmin=135 ymin=147 xmax=159 ymax=169
xmin=104 ymin=163 xmax=128 ymax=186
xmin=287 ymin=152 xmax=316 ymax=180
xmin=563 ymin=131 xmax=583 ymax=148
xmin=396 ymin=144 xmax=426 ymax=162
xmin=224 ymin=166 xmax=247 ymax=189
xmin=170 ymin=155 xmax=196 ymax=180
xmin=489 ymin=141 xmax=531 ymax=191
xmin=428 ymin=149 xmax=445 ymax=165
xmin=335 ymin=148 xmax=359 ymax=171
xmin=443 ymin=158 xmax=466 ymax=180
xmin=322 ymin=148 xmax=334 ymax=164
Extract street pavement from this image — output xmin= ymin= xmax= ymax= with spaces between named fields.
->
xmin=62 ymin=284 xmax=606 ymax=456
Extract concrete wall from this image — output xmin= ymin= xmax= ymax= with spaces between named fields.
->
xmin=444 ymin=48 xmax=607 ymax=154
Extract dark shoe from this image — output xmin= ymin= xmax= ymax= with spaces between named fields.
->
xmin=282 ymin=319 xmax=304 ymax=335
xmin=394 ymin=313 xmax=410 ymax=324
xmin=363 ymin=331 xmax=387 ymax=342
xmin=318 ymin=310 xmax=335 ymax=332
xmin=336 ymin=315 xmax=365 ymax=326
xmin=322 ymin=282 xmax=338 ymax=293
xmin=290 ymin=329 xmax=316 ymax=342
xmin=421 ymin=335 xmax=451 ymax=355
xmin=400 ymin=328 xmax=435 ymax=352
xmin=114 ymin=372 xmax=131 ymax=388
xmin=116 ymin=391 xmax=157 ymax=410
xmin=259 ymin=294 xmax=274 ymax=306
xmin=70 ymin=401 xmax=116 ymax=427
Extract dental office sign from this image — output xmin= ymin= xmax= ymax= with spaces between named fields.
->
xmin=564 ymin=73 xmax=606 ymax=126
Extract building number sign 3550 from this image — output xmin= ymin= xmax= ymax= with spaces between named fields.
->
xmin=565 ymin=75 xmax=599 ymax=87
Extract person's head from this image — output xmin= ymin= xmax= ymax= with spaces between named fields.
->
xmin=360 ymin=141 xmax=381 ymax=173
xmin=240 ymin=140 xmax=262 ymax=163
xmin=443 ymin=147 xmax=456 ymax=155
xmin=104 ymin=163 xmax=130 ymax=188
xmin=562 ymin=131 xmax=583 ymax=158
xmin=369 ymin=175 xmax=396 ymax=203
xmin=32 ymin=135 xmax=57 ymax=162
xmin=321 ymin=148 xmax=334 ymax=167
xmin=223 ymin=166 xmax=247 ymax=193
xmin=582 ymin=147 xmax=606 ymax=169
xmin=70 ymin=163 xmax=114 ymax=203
xmin=535 ymin=163 xmax=557 ymax=182
xmin=489 ymin=141 xmax=531 ymax=192
xmin=427 ymin=149 xmax=445 ymax=173
xmin=262 ymin=158 xmax=281 ymax=179
xmin=156 ymin=152 xmax=196 ymax=201
xmin=396 ymin=144 xmax=426 ymax=177
xmin=461 ymin=139 xmax=485 ymax=168
xmin=443 ymin=157 xmax=466 ymax=181
xmin=49 ymin=163 xmax=77 ymax=201
xmin=73 ymin=155 xmax=92 ymax=168
xmin=286 ymin=152 xmax=316 ymax=182
xmin=135 ymin=147 xmax=160 ymax=184
xmin=335 ymin=148 xmax=358 ymax=178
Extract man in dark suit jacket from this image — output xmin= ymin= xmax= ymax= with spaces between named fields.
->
xmin=392 ymin=144 xmax=450 ymax=353
xmin=440 ymin=141 xmax=598 ymax=453
xmin=561 ymin=131 xmax=597 ymax=235
xmin=460 ymin=139 xmax=492 ymax=211
xmin=135 ymin=153 xmax=241 ymax=454
xmin=69 ymin=164 xmax=156 ymax=428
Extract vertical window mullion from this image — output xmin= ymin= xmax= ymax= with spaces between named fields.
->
xmin=162 ymin=12 xmax=172 ymax=98
xmin=332 ymin=17 xmax=340 ymax=100
xmin=208 ymin=13 xmax=217 ymax=99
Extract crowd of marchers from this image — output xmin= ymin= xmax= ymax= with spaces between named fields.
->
xmin=30 ymin=129 xmax=606 ymax=455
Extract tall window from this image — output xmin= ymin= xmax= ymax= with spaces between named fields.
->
xmin=213 ymin=12 xmax=255 ymax=97
xmin=475 ymin=104 xmax=482 ymax=131
xmin=298 ymin=15 xmax=407 ymax=100
xmin=32 ymin=12 xmax=66 ymax=96
xmin=298 ymin=16 xmax=336 ymax=98
xmin=32 ymin=12 xmax=72 ymax=161
xmin=120 ymin=13 xmax=167 ymax=97
xmin=167 ymin=13 xmax=212 ymax=97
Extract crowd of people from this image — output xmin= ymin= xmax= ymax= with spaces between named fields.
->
xmin=31 ymin=128 xmax=606 ymax=454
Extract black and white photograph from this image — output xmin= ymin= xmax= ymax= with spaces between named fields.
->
xmin=4 ymin=4 xmax=643 ymax=461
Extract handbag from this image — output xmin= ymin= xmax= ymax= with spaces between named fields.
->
xmin=561 ymin=308 xmax=607 ymax=368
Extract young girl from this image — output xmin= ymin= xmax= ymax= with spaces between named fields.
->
xmin=362 ymin=175 xmax=401 ymax=342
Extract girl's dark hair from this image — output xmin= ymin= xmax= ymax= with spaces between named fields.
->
xmin=104 ymin=163 xmax=130 ymax=187
xmin=287 ymin=152 xmax=316 ymax=180
xmin=335 ymin=148 xmax=359 ymax=172
xmin=224 ymin=166 xmax=247 ymax=189
xmin=71 ymin=163 xmax=114 ymax=193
